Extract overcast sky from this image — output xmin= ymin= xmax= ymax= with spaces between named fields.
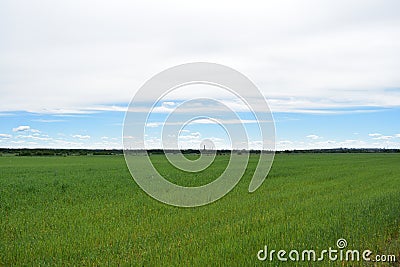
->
xmin=0 ymin=0 xmax=399 ymax=149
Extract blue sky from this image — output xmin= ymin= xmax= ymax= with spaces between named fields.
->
xmin=1 ymin=0 xmax=399 ymax=150
xmin=1 ymin=104 xmax=399 ymax=150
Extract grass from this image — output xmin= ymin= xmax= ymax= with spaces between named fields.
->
xmin=0 ymin=153 xmax=399 ymax=266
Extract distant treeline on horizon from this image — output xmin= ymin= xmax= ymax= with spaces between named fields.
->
xmin=0 ymin=148 xmax=399 ymax=156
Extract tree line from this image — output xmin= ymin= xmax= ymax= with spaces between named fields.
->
xmin=0 ymin=148 xmax=399 ymax=156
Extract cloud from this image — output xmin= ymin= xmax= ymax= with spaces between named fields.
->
xmin=191 ymin=118 xmax=263 ymax=125
xmin=12 ymin=125 xmax=41 ymax=134
xmin=145 ymin=122 xmax=161 ymax=128
xmin=0 ymin=1 xmax=399 ymax=113
xmin=72 ymin=134 xmax=91 ymax=140
xmin=162 ymin=102 xmax=176 ymax=107
xmin=178 ymin=132 xmax=201 ymax=140
xmin=396 ymin=134 xmax=400 ymax=138
xmin=368 ymin=133 xmax=382 ymax=137
xmin=368 ymin=133 xmax=394 ymax=140
xmin=12 ymin=125 xmax=30 ymax=132
xmin=16 ymin=135 xmax=51 ymax=141
xmin=372 ymin=135 xmax=393 ymax=140
xmin=151 ymin=102 xmax=178 ymax=113
xmin=278 ymin=140 xmax=293 ymax=145
xmin=0 ymin=133 xmax=12 ymax=138
xmin=32 ymin=119 xmax=65 ymax=123
xmin=82 ymin=105 xmax=127 ymax=112
xmin=143 ymin=117 xmax=272 ymax=129
xmin=11 ymin=140 xmax=25 ymax=144
xmin=306 ymin=134 xmax=321 ymax=140
xmin=144 ymin=137 xmax=162 ymax=149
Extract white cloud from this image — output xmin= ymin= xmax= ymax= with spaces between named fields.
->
xmin=178 ymin=132 xmax=201 ymax=140
xmin=16 ymin=135 xmax=51 ymax=141
xmin=368 ymin=133 xmax=382 ymax=137
xmin=11 ymin=140 xmax=25 ymax=144
xmin=12 ymin=125 xmax=41 ymax=133
xmin=143 ymin=117 xmax=271 ymax=130
xmin=12 ymin=125 xmax=30 ymax=132
xmin=144 ymin=137 xmax=162 ymax=149
xmin=306 ymin=134 xmax=321 ymax=140
xmin=0 ymin=133 xmax=12 ymax=138
xmin=162 ymin=102 xmax=176 ymax=107
xmin=150 ymin=102 xmax=178 ymax=113
xmin=83 ymin=105 xmax=127 ymax=112
xmin=191 ymin=118 xmax=264 ymax=125
xmin=191 ymin=132 xmax=201 ymax=138
xmin=72 ymin=134 xmax=91 ymax=140
xmin=32 ymin=119 xmax=65 ymax=123
xmin=396 ymin=134 xmax=400 ymax=138
xmin=278 ymin=140 xmax=293 ymax=145
xmin=0 ymin=1 xmax=399 ymax=113
xmin=372 ymin=135 xmax=393 ymax=140
xmin=145 ymin=122 xmax=161 ymax=128
xmin=368 ymin=133 xmax=395 ymax=140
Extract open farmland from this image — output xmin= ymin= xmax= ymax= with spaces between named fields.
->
xmin=1 ymin=153 xmax=399 ymax=266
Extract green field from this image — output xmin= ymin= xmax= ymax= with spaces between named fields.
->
xmin=1 ymin=154 xmax=399 ymax=266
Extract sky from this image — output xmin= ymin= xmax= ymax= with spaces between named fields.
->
xmin=1 ymin=0 xmax=399 ymax=150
